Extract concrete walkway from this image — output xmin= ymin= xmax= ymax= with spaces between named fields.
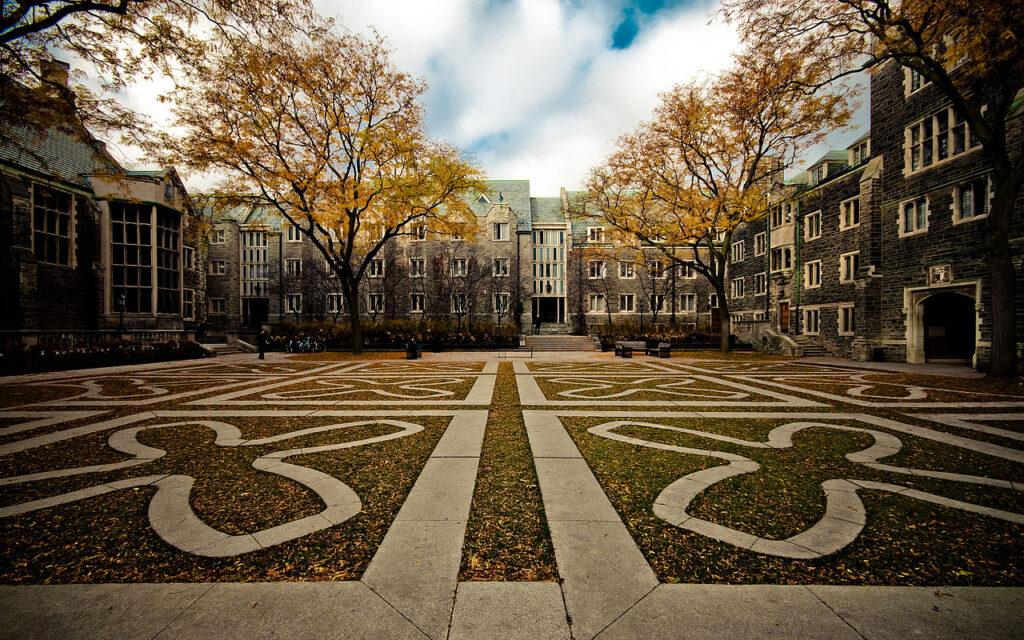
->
xmin=801 ymin=355 xmax=986 ymax=379
xmin=2 ymin=582 xmax=1021 ymax=640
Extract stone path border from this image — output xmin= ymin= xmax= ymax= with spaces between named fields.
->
xmin=0 ymin=410 xmax=107 ymax=437
xmin=515 ymin=372 xmax=823 ymax=407
xmin=725 ymin=372 xmax=1024 ymax=408
xmin=914 ymin=413 xmax=1024 ymax=443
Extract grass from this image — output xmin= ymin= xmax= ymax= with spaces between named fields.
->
xmin=285 ymin=351 xmax=405 ymax=362
xmin=459 ymin=362 xmax=557 ymax=581
xmin=0 ymin=415 xmax=449 ymax=583
xmin=563 ymin=415 xmax=1023 ymax=585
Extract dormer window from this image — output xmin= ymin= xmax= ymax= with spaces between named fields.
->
xmin=476 ymin=194 xmax=491 ymax=204
xmin=811 ymin=164 xmax=827 ymax=184
xmin=849 ymin=139 xmax=870 ymax=166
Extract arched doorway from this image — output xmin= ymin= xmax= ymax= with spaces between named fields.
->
xmin=921 ymin=292 xmax=975 ymax=362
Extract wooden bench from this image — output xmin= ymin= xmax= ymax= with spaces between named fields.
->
xmin=614 ymin=341 xmax=647 ymax=358
xmin=646 ymin=342 xmax=672 ymax=358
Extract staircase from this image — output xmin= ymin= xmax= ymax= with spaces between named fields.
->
xmin=199 ymin=338 xmax=243 ymax=356
xmin=793 ymin=335 xmax=829 ymax=357
xmin=537 ymin=322 xmax=570 ymax=335
xmin=525 ymin=334 xmax=597 ymax=352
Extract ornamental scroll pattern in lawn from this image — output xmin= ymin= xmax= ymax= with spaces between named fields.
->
xmin=517 ymin=358 xmax=1023 ymax=586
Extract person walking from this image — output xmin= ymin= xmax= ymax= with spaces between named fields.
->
xmin=257 ymin=328 xmax=269 ymax=360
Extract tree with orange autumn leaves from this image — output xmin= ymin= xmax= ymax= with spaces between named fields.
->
xmin=720 ymin=0 xmax=1023 ymax=375
xmin=585 ymin=48 xmax=855 ymax=352
xmin=153 ymin=18 xmax=486 ymax=351
xmin=1 ymin=0 xmax=312 ymax=165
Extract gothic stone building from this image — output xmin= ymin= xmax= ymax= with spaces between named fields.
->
xmin=0 ymin=64 xmax=204 ymax=346
xmin=728 ymin=60 xmax=1024 ymax=369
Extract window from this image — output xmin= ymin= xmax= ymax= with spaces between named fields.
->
xmin=494 ymin=293 xmax=510 ymax=313
xmin=900 ymin=197 xmax=929 ymax=236
xmin=731 ymin=277 xmax=745 ymax=299
xmin=731 ymin=240 xmax=745 ymax=262
xmin=754 ymin=272 xmax=766 ymax=295
xmin=840 ymin=251 xmax=860 ymax=283
xmin=804 ymin=210 xmax=822 ymax=240
xmin=209 ymin=260 xmax=226 ymax=275
xmin=840 ymin=197 xmax=860 ymax=230
xmin=587 ymin=227 xmax=606 ymax=243
xmin=492 ymin=222 xmax=509 ymax=241
xmin=709 ymin=293 xmax=719 ymax=308
xmin=849 ymin=139 xmax=870 ymax=165
xmin=771 ymin=203 xmax=794 ymax=228
xmin=953 ymin=177 xmax=989 ymax=223
xmin=618 ymin=261 xmax=635 ymax=279
xmin=369 ymin=258 xmax=385 ymax=278
xmin=183 ymin=289 xmax=195 ymax=320
xmin=803 ymin=308 xmax=820 ymax=335
xmin=907 ymin=68 xmax=930 ymax=95
xmin=678 ymin=261 xmax=697 ymax=279
xmin=770 ymin=247 xmax=792 ymax=272
xmin=650 ymin=294 xmax=666 ymax=312
xmin=327 ymin=293 xmax=344 ymax=314
xmin=492 ymin=257 xmax=510 ymax=276
xmin=410 ymin=293 xmax=424 ymax=313
xmin=680 ymin=293 xmax=696 ymax=312
xmin=411 ymin=223 xmax=427 ymax=241
xmin=155 ymin=209 xmax=181 ymax=315
xmin=285 ymin=224 xmax=302 ymax=242
xmin=588 ymin=260 xmax=606 ymax=279
xmin=451 ymin=293 xmax=467 ymax=313
xmin=754 ymin=232 xmax=766 ymax=257
xmin=209 ymin=228 xmax=225 ymax=244
xmin=410 ymin=258 xmax=425 ymax=277
xmin=240 ymin=230 xmax=268 ymax=297
xmin=811 ymin=164 xmax=827 ymax=185
xmin=906 ymin=107 xmax=979 ymax=173
xmin=368 ymin=293 xmax=384 ymax=313
xmin=839 ymin=305 xmax=856 ymax=336
xmin=183 ymin=246 xmax=195 ymax=270
xmin=450 ymin=258 xmax=467 ymax=277
xmin=286 ymin=293 xmax=302 ymax=314
xmin=32 ymin=184 xmax=73 ymax=265
xmin=286 ymin=259 xmax=301 ymax=277
xmin=804 ymin=260 xmax=822 ymax=288
xmin=618 ymin=294 xmax=635 ymax=313
xmin=589 ymin=294 xmax=606 ymax=313
xmin=650 ymin=260 xmax=665 ymax=279
xmin=209 ymin=298 xmax=226 ymax=314
xmin=111 ymin=202 xmax=153 ymax=314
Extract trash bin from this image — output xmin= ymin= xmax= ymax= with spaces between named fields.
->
xmin=406 ymin=341 xmax=421 ymax=360
xmin=622 ymin=346 xmax=633 ymax=359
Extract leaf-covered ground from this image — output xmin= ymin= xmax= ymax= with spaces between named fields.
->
xmin=563 ymin=415 xmax=1023 ymax=585
xmin=459 ymin=362 xmax=557 ymax=581
xmin=0 ymin=415 xmax=449 ymax=583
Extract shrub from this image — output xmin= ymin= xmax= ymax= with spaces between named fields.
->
xmin=270 ymin=319 xmax=519 ymax=350
xmin=0 ymin=339 xmax=208 ymax=374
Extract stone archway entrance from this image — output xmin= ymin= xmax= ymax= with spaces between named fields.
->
xmin=922 ymin=292 xmax=976 ymax=362
xmin=905 ymin=283 xmax=978 ymax=365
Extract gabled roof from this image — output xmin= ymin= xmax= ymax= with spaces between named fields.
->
xmin=0 ymin=123 xmax=114 ymax=189
xmin=530 ymin=197 xmax=565 ymax=225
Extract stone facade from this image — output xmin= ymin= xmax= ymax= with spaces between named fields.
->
xmin=724 ymin=61 xmax=1024 ymax=370
xmin=0 ymin=102 xmax=202 ymax=346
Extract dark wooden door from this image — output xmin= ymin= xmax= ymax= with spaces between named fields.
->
xmin=779 ymin=302 xmax=790 ymax=333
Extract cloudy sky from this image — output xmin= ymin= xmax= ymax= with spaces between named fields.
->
xmin=110 ymin=0 xmax=867 ymax=196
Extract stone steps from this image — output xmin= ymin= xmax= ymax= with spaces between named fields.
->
xmin=525 ymin=335 xmax=596 ymax=352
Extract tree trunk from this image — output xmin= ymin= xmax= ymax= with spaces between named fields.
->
xmin=716 ymin=283 xmax=731 ymax=353
xmin=986 ymin=173 xmax=1021 ymax=378
xmin=343 ymin=281 xmax=362 ymax=354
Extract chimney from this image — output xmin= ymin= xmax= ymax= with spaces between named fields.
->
xmin=41 ymin=58 xmax=70 ymax=88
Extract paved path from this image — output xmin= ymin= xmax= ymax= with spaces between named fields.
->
xmin=1 ymin=352 xmax=1021 ymax=639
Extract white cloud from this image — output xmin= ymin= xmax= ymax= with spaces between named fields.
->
xmin=96 ymin=0 xmax=751 ymax=195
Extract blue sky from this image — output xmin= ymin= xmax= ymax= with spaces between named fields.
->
xmin=112 ymin=0 xmax=868 ymax=195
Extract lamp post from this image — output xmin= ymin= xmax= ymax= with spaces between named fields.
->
xmin=117 ymin=292 xmax=126 ymax=334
